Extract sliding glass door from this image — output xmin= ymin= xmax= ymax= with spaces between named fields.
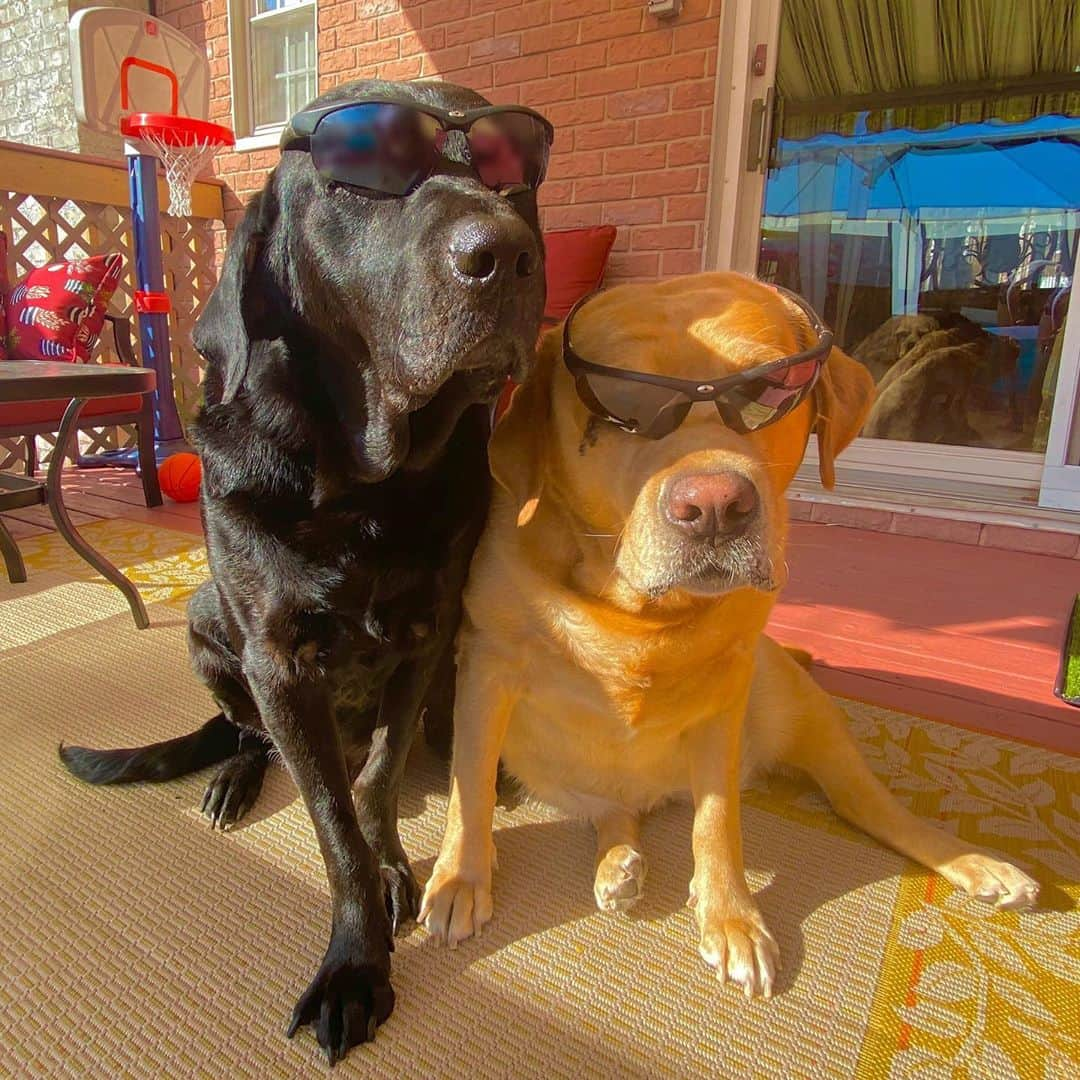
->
xmin=759 ymin=117 xmax=1077 ymax=497
xmin=706 ymin=0 xmax=1080 ymax=510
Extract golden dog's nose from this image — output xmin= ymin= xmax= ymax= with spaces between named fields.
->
xmin=665 ymin=472 xmax=759 ymax=541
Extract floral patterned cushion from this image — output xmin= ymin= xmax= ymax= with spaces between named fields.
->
xmin=4 ymin=253 xmax=123 ymax=362
xmin=0 ymin=231 xmax=8 ymax=361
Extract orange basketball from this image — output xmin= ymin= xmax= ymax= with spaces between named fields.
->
xmin=158 ymin=452 xmax=202 ymax=503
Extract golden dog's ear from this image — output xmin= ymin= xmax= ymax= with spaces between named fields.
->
xmin=772 ymin=286 xmax=875 ymax=489
xmin=489 ymin=329 xmax=558 ymax=527
xmin=813 ymin=347 xmax=875 ymax=488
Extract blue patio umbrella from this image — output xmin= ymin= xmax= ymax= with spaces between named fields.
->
xmin=765 ymin=115 xmax=1080 ymax=218
xmin=762 ymin=115 xmax=1080 ymax=318
xmin=866 ymin=140 xmax=1080 ymax=214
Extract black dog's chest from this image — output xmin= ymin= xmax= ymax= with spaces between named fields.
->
xmin=200 ymin=402 xmax=490 ymax=752
xmin=327 ymin=647 xmax=398 ymax=721
xmin=300 ymin=490 xmax=471 ymax=706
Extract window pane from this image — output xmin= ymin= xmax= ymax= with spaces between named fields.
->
xmin=251 ymin=7 xmax=317 ymax=129
xmin=253 ymin=0 xmax=311 ymax=14
xmin=758 ymin=112 xmax=1079 ymax=453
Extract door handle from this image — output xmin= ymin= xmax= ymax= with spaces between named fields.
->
xmin=745 ymin=88 xmax=774 ymax=173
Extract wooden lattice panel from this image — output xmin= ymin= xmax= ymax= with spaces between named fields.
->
xmin=1 ymin=170 xmax=220 ymax=472
xmin=162 ymin=216 xmax=218 ymax=424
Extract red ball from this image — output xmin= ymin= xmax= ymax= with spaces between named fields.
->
xmin=158 ymin=452 xmax=202 ymax=503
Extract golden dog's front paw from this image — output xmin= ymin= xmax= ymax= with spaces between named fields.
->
xmin=696 ymin=905 xmax=780 ymax=999
xmin=419 ymin=857 xmax=493 ymax=947
xmin=594 ymin=845 xmax=647 ymax=913
xmin=941 ymin=853 xmax=1039 ymax=911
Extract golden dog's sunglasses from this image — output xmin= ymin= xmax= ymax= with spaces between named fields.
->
xmin=562 ymin=287 xmax=833 ymax=440
xmin=281 ymin=100 xmax=554 ymax=197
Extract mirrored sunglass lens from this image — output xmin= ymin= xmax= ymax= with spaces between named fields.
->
xmin=718 ymin=367 xmax=819 ymax=432
xmin=764 ymin=358 xmax=820 ymax=390
xmin=312 ymin=104 xmax=439 ymax=195
xmin=468 ymin=114 xmax=550 ymax=190
xmin=583 ymin=372 xmax=691 ymax=436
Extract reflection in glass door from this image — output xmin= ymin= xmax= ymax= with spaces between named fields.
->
xmin=758 ymin=117 xmax=1077 ymax=456
xmin=748 ymin=0 xmax=1080 ymax=502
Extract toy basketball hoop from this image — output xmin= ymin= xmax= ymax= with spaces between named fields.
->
xmin=70 ymin=7 xmax=237 ymax=456
xmin=120 ymin=113 xmax=234 ymax=217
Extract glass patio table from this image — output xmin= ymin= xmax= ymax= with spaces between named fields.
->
xmin=0 ymin=361 xmax=156 ymax=628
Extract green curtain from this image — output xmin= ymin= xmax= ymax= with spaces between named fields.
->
xmin=775 ymin=0 xmax=1080 ymax=141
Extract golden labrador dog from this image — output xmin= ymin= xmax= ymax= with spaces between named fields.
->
xmin=420 ymin=273 xmax=1038 ymax=997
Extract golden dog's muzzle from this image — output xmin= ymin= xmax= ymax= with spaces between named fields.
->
xmin=617 ymin=451 xmax=778 ymax=600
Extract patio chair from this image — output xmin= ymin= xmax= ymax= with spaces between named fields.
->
xmin=0 ymin=314 xmax=161 ymax=507
xmin=0 ymin=235 xmax=161 ymax=508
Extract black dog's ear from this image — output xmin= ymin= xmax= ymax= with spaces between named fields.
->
xmin=194 ymin=190 xmax=277 ymax=405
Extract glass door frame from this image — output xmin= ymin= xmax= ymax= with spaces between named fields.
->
xmin=703 ymin=0 xmax=1079 ymax=511
xmin=1038 ymin=267 xmax=1080 ymax=511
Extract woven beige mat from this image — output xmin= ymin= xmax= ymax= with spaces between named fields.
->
xmin=1 ymin=521 xmax=1076 ymax=1078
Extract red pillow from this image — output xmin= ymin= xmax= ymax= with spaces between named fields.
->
xmin=4 ymin=253 xmax=123 ymax=362
xmin=543 ymin=225 xmax=617 ymax=322
xmin=0 ymin=231 xmax=9 ymax=361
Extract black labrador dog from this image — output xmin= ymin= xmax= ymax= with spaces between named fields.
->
xmin=59 ymin=79 xmax=546 ymax=1063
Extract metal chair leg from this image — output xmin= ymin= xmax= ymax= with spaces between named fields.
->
xmin=0 ymin=516 xmax=26 ymax=584
xmin=136 ymin=396 xmax=163 ymax=508
xmin=48 ymin=398 xmax=150 ymax=629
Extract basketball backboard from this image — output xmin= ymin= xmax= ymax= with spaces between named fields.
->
xmin=70 ymin=7 xmax=210 ymax=135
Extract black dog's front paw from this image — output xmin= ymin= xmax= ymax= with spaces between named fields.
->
xmin=381 ymin=860 xmax=421 ymax=934
xmin=200 ymin=746 xmax=268 ymax=829
xmin=287 ymin=945 xmax=394 ymax=1065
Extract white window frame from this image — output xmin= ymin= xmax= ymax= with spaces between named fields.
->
xmin=227 ymin=0 xmax=318 ymax=150
xmin=702 ymin=0 xmax=782 ymax=276
xmin=703 ymin=0 xmax=1080 ymax=512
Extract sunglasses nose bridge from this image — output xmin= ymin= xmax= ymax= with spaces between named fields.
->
xmin=436 ymin=127 xmax=474 ymax=169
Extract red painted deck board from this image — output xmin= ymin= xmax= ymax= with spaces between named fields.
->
xmin=772 ymin=523 xmax=1078 ymax=754
xmin=3 ymin=471 xmax=1077 ymax=753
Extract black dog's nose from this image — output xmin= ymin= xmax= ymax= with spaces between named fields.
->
xmin=449 ymin=214 xmax=538 ymax=284
xmin=665 ymin=472 xmax=760 ymax=541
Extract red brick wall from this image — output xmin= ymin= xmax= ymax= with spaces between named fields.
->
xmin=158 ymin=0 xmax=721 ymax=285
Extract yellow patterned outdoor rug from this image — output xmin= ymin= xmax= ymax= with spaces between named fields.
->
xmin=0 ymin=520 xmax=1077 ymax=1079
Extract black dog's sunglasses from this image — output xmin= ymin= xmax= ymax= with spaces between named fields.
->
xmin=563 ymin=286 xmax=834 ymax=440
xmin=281 ymin=100 xmax=554 ymax=197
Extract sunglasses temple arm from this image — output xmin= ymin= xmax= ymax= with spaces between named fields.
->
xmin=279 ymin=116 xmax=312 ymax=151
